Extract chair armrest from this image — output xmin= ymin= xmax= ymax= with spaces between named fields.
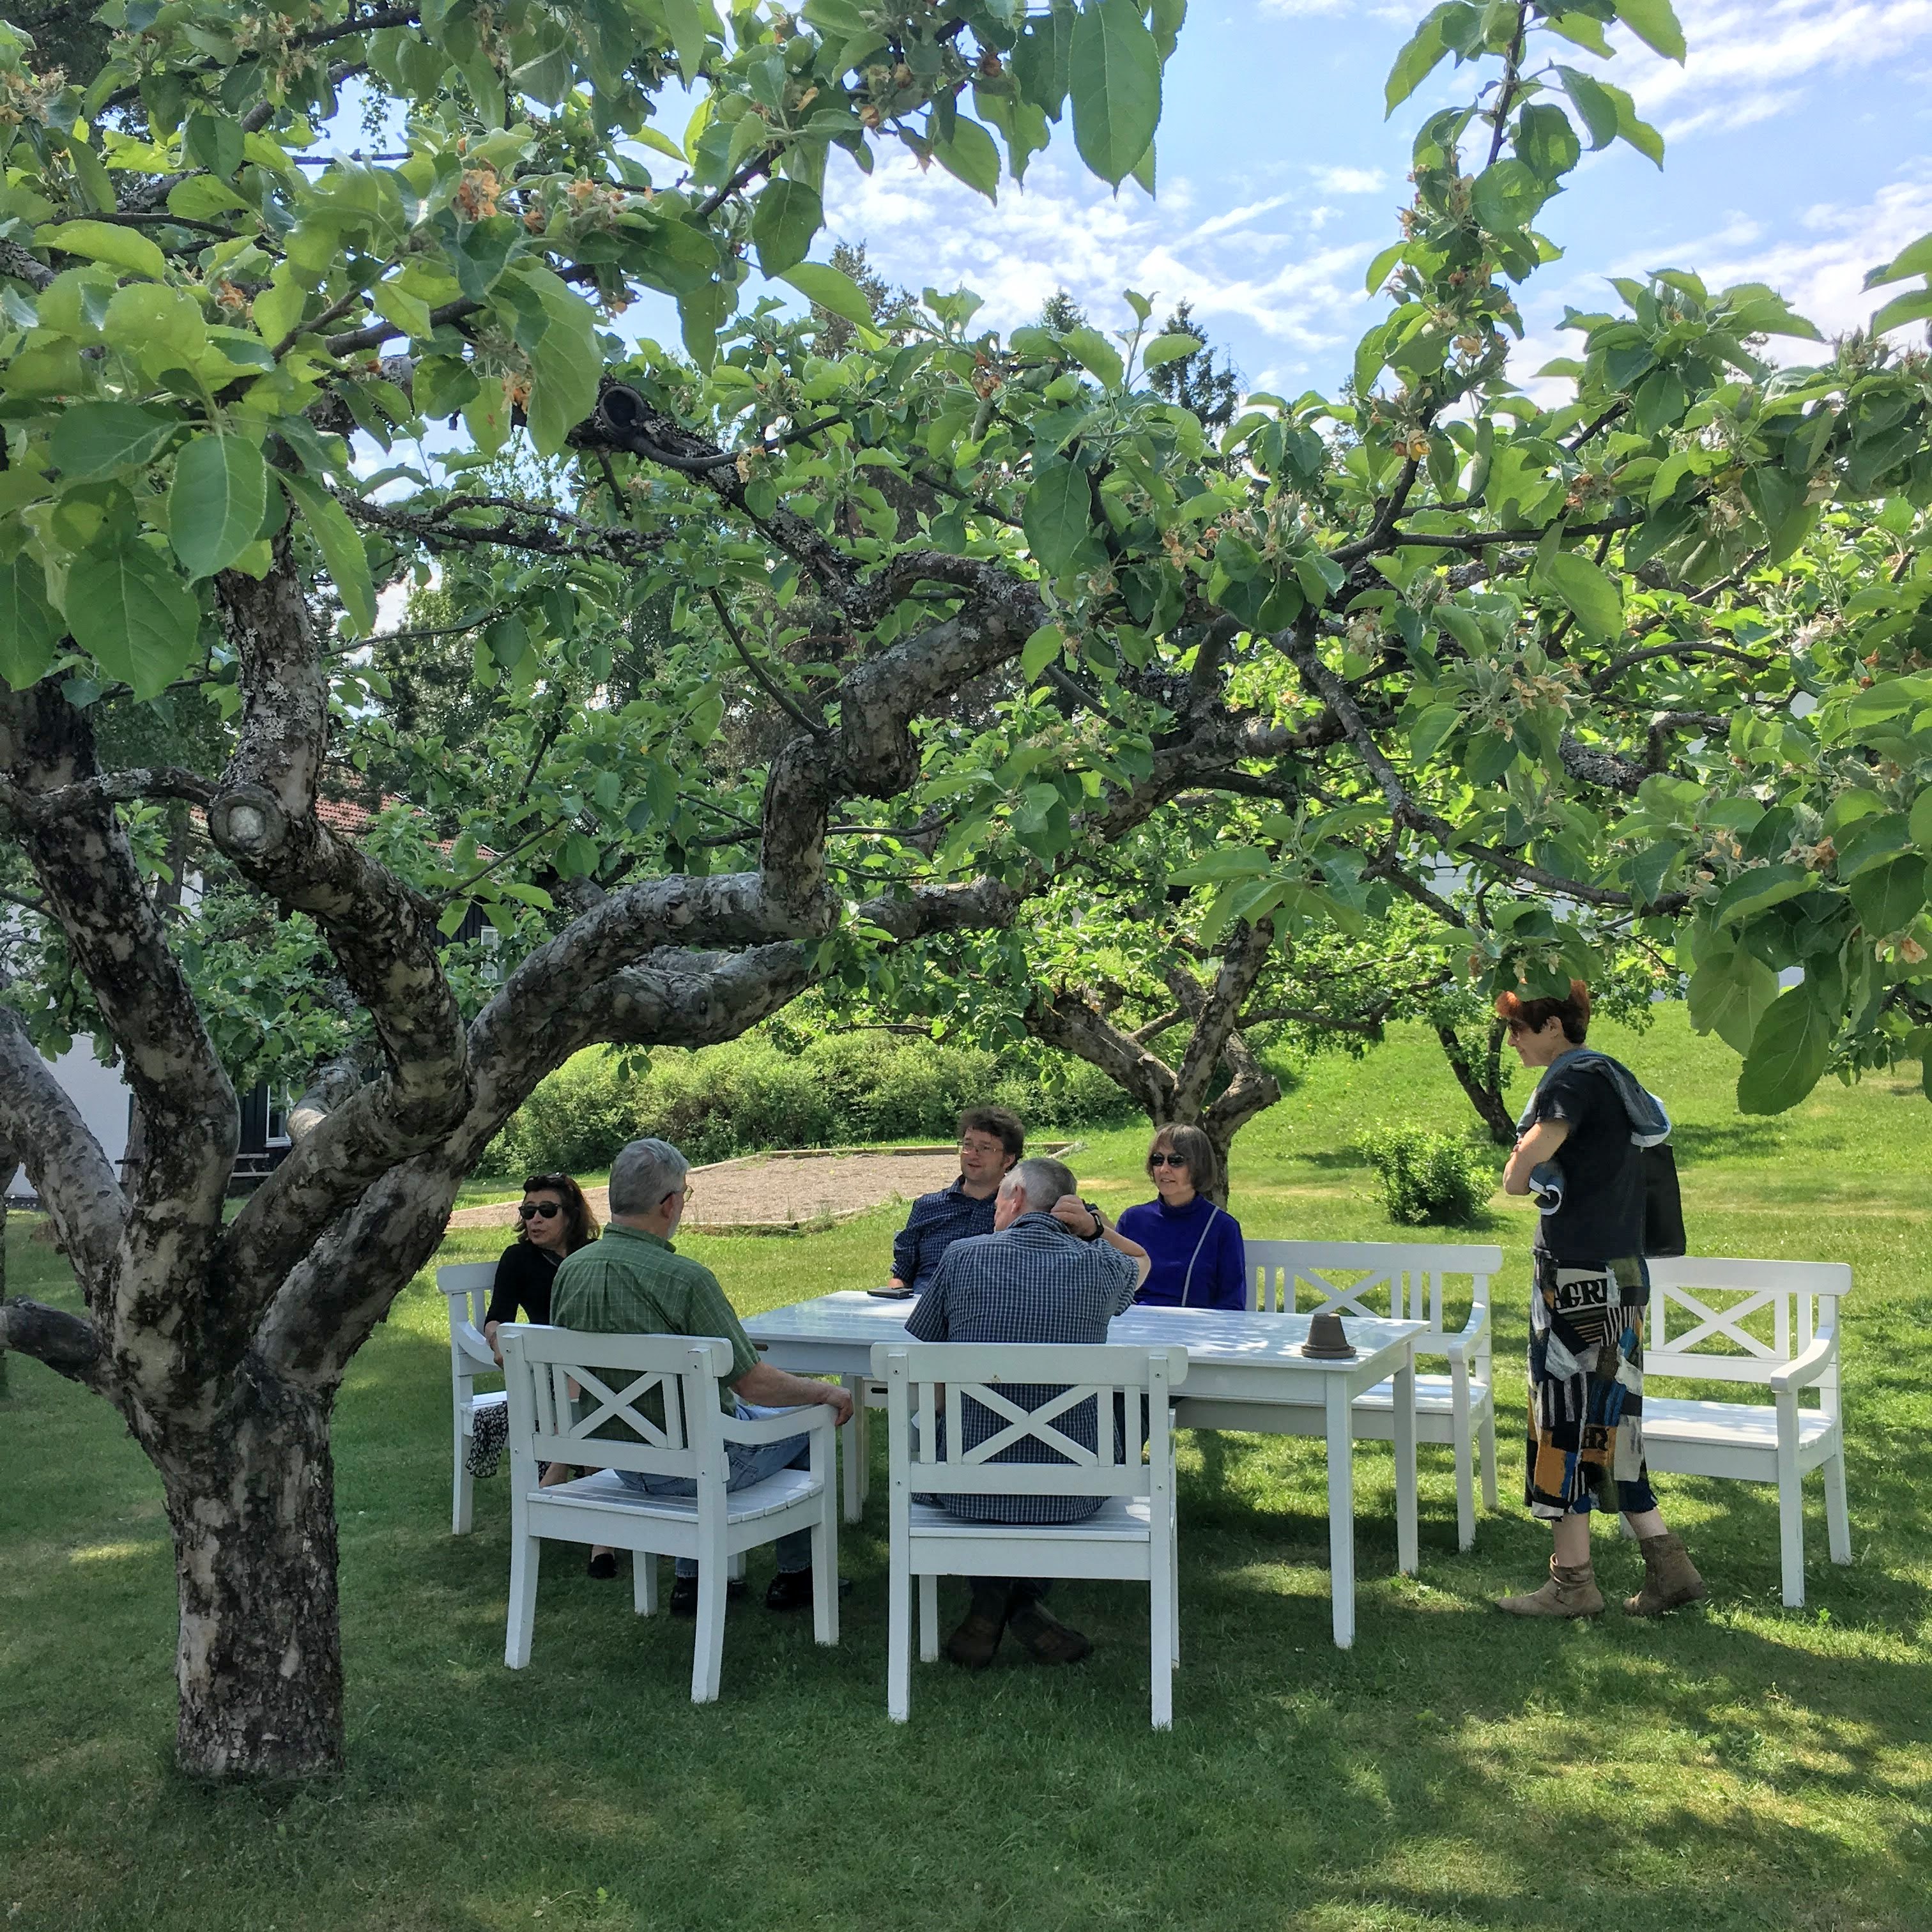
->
xmin=1770 ymin=1327 xmax=1836 ymax=1394
xmin=453 ymin=1319 xmax=498 ymax=1375
xmin=721 ymin=1403 xmax=836 ymax=1446
xmin=1442 ymin=1294 xmax=1491 ymax=1369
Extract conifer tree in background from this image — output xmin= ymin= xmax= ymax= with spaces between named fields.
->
xmin=1147 ymin=300 xmax=1243 ymax=431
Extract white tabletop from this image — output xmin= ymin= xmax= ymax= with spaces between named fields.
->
xmin=745 ymin=1291 xmax=1421 ymax=1373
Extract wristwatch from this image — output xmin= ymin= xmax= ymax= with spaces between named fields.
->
xmin=1079 ymin=1200 xmax=1107 ymax=1241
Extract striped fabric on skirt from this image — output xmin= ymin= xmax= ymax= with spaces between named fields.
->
xmin=1525 ymin=1251 xmax=1658 ymax=1520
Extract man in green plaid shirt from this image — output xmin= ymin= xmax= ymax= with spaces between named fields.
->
xmin=552 ymin=1137 xmax=852 ymax=1618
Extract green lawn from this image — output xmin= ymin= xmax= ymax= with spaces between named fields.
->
xmin=4 ymin=1006 xmax=1930 ymax=1931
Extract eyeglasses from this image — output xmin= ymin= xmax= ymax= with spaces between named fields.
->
xmin=1149 ymin=1154 xmax=1189 ymax=1169
xmin=958 ymin=1138 xmax=1006 ymax=1158
xmin=518 ymin=1202 xmax=562 ymax=1220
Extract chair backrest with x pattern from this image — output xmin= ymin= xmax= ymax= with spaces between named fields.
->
xmin=1643 ymin=1258 xmax=1851 ymax=1400
xmin=1246 ymin=1239 xmax=1503 ymax=1342
xmin=875 ymin=1343 xmax=1188 ymax=1503
xmin=499 ymin=1326 xmax=734 ymax=1480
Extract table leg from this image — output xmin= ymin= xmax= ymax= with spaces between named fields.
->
xmin=1393 ymin=1342 xmax=1418 ymax=1578
xmin=1325 ymin=1376 xmax=1355 ymax=1650
xmin=840 ymin=1375 xmax=865 ymax=1524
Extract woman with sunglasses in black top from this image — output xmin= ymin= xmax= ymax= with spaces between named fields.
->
xmin=482 ymin=1171 xmax=601 ymax=1366
xmin=477 ymin=1172 xmax=610 ymax=1570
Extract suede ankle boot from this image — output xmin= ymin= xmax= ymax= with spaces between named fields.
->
xmin=1623 ymin=1532 xmax=1705 ymax=1616
xmin=1495 ymin=1555 xmax=1605 ymax=1618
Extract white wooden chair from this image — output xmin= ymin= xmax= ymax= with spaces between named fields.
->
xmin=500 ymin=1324 xmax=839 ymax=1702
xmin=1639 ymin=1257 xmax=1852 ymax=1607
xmin=871 ymin=1340 xmax=1187 ymax=1729
xmin=440 ymin=1261 xmax=504 ymax=1535
xmin=1176 ymin=1239 xmax=1500 ymax=1551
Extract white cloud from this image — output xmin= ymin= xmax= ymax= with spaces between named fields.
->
xmin=1696 ymin=171 xmax=1932 ymax=338
xmin=1310 ymin=165 xmax=1387 ymax=194
xmin=1621 ymin=2 xmax=1932 ymax=131
xmin=1258 ymin=0 xmax=1411 ymax=17
xmin=1515 ymin=170 xmax=1932 ymax=386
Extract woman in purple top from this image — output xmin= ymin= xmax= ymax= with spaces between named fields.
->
xmin=1114 ymin=1124 xmax=1248 ymax=1312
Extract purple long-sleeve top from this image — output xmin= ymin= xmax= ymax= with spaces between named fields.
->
xmin=1114 ymin=1193 xmax=1248 ymax=1311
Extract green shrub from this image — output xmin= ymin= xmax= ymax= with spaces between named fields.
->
xmin=486 ymin=1033 xmax=1137 ymax=1176
xmin=1355 ymin=1124 xmax=1496 ymax=1228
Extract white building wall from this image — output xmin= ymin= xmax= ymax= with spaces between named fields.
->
xmin=8 ymin=1046 xmax=132 ymax=1199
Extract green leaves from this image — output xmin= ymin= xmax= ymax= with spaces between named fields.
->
xmin=1070 ymin=0 xmax=1161 ymax=187
xmin=1062 ymin=325 xmax=1124 ymax=389
xmin=1556 ymin=65 xmax=1618 ymax=148
xmin=1536 ymin=549 xmax=1623 ymax=641
xmin=932 ymin=116 xmax=1002 ymax=201
xmin=1713 ymin=862 xmax=1813 ymax=926
xmin=49 ymin=404 xmax=182 ymax=482
xmin=1020 ymin=624 xmax=1065 ymax=680
xmin=1866 ymin=230 xmax=1932 ymax=289
xmin=1687 ymin=946 xmax=1776 ymax=1054
xmin=34 ymin=220 xmax=169 ymax=280
xmin=1384 ymin=8 xmax=1452 ymax=114
xmin=277 ymin=471 xmax=376 ymax=636
xmin=0 ymin=554 xmax=59 ymax=691
xmin=169 ymin=434 xmax=268 ymax=581
xmin=1551 ymin=65 xmax=1666 ymax=166
xmin=1849 ymin=855 xmax=1928 ymax=937
xmin=751 ymin=178 xmax=824 ymax=275
xmin=63 ymin=539 xmax=202 ymax=702
xmin=521 ymin=271 xmax=602 ymax=459
xmin=782 ymin=263 xmax=875 ymax=328
xmin=1614 ymin=0 xmax=1687 ymax=63
xmin=1737 ymin=983 xmax=1835 ymax=1115
xmin=1141 ymin=331 xmax=1204 ymax=370
xmin=1023 ymin=460 xmax=1096 ymax=576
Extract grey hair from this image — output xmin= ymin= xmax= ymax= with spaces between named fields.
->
xmin=608 ymin=1137 xmax=689 ymax=1216
xmin=1001 ymin=1156 xmax=1077 ymax=1213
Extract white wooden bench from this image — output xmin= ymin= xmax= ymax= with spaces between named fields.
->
xmin=501 ymin=1324 xmax=839 ymax=1701
xmin=1173 ymin=1239 xmax=1500 ymax=1550
xmin=1639 ymin=1257 xmax=1852 ymax=1607
xmin=439 ymin=1261 xmax=503 ymax=1535
xmin=873 ymin=1340 xmax=1187 ymax=1728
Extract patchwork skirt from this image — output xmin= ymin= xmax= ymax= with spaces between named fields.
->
xmin=1524 ymin=1250 xmax=1658 ymax=1520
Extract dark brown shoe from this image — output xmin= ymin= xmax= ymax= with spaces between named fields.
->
xmin=1008 ymin=1601 xmax=1092 ymax=1666
xmin=942 ymin=1609 xmax=1006 ymax=1669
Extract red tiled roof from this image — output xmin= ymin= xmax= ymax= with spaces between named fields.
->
xmin=194 ymin=792 xmax=494 ymax=862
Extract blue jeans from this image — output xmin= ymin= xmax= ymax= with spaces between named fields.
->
xmin=618 ymin=1402 xmax=813 ymax=1577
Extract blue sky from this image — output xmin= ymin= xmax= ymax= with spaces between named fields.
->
xmin=702 ymin=0 xmax=1932 ymax=396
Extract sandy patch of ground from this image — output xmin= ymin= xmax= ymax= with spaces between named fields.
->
xmin=447 ymin=1149 xmax=965 ymax=1235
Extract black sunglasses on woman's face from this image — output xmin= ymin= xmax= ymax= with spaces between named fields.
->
xmin=1149 ymin=1154 xmax=1189 ymax=1169
xmin=518 ymin=1202 xmax=562 ymax=1220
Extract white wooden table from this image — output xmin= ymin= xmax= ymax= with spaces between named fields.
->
xmin=744 ymin=1292 xmax=1422 ymax=1648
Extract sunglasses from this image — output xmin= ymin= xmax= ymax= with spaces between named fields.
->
xmin=1149 ymin=1154 xmax=1190 ymax=1169
xmin=518 ymin=1202 xmax=562 ymax=1220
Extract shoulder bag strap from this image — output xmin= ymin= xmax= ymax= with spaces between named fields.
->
xmin=1179 ymin=1205 xmax=1221 ymax=1307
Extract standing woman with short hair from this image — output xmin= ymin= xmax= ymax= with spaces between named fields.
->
xmin=1114 ymin=1124 xmax=1248 ymax=1312
xmin=1498 ymin=981 xmax=1704 ymax=1619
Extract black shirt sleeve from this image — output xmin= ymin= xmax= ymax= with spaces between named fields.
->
xmin=484 ymin=1242 xmax=556 ymax=1328
xmin=1529 ymin=1064 xmax=1604 ymax=1135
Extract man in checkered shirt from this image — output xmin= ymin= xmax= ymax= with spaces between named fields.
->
xmin=905 ymin=1156 xmax=1151 ymax=1670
